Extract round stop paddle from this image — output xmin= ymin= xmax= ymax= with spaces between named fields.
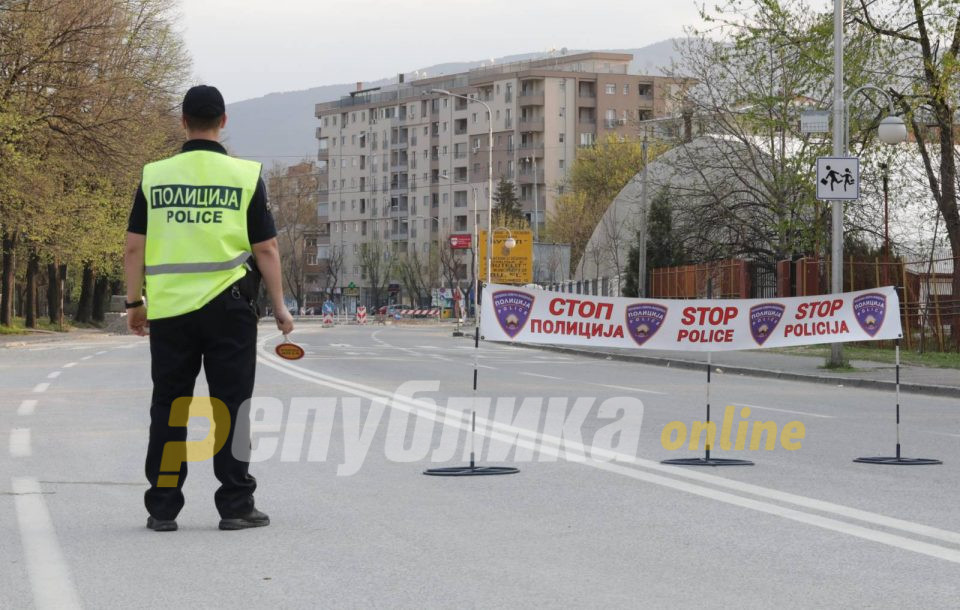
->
xmin=275 ymin=336 xmax=305 ymax=360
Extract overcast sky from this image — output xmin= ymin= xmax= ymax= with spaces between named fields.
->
xmin=179 ymin=0 xmax=706 ymax=103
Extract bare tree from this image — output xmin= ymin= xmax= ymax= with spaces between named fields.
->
xmin=359 ymin=241 xmax=393 ymax=309
xmin=268 ymin=161 xmax=320 ymax=311
xmin=850 ymin=1 xmax=960 ymax=346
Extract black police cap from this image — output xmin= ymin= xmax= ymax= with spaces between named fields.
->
xmin=182 ymin=85 xmax=225 ymax=119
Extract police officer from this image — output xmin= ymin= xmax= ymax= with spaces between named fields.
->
xmin=124 ymin=85 xmax=294 ymax=532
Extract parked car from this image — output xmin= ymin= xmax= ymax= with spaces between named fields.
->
xmin=377 ymin=304 xmax=412 ymax=317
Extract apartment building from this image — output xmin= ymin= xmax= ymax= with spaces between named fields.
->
xmin=314 ymin=51 xmax=681 ymax=304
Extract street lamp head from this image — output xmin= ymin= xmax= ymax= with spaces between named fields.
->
xmin=430 ymin=88 xmax=451 ymax=96
xmin=504 ymin=237 xmax=517 ymax=250
xmin=878 ymin=115 xmax=908 ymax=145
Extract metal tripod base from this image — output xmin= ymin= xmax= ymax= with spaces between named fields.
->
xmin=423 ymin=465 xmax=520 ymax=476
xmin=661 ymin=457 xmax=754 ymax=467
xmin=854 ymin=456 xmax=942 ymax=465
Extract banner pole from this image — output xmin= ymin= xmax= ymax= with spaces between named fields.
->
xmin=705 ymin=352 xmax=711 ymax=462
xmin=424 ymin=285 xmax=519 ymax=476
xmin=662 ymin=350 xmax=753 ymax=467
xmin=854 ymin=337 xmax=941 ymax=465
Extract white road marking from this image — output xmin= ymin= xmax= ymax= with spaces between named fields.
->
xmin=586 ymin=382 xmax=667 ymax=396
xmin=63 ymin=362 xmax=76 ymax=368
xmin=32 ymin=383 xmax=50 ymax=393
xmin=519 ymin=372 xmax=563 ymax=381
xmin=9 ymin=428 xmax=32 ymax=457
xmin=329 ymin=343 xmax=351 ymax=348
xmin=46 ymin=371 xmax=61 ymax=379
xmin=257 ymin=335 xmax=960 ymax=562
xmin=17 ymin=400 xmax=38 ymax=416
xmin=80 ymin=356 xmax=92 ymax=361
xmin=95 ymin=350 xmax=107 ymax=355
xmin=11 ymin=477 xmax=82 ymax=610
xmin=734 ymin=403 xmax=836 ymax=419
xmin=923 ymin=431 xmax=960 ymax=438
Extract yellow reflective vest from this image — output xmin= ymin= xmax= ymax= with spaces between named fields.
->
xmin=141 ymin=149 xmax=261 ymax=320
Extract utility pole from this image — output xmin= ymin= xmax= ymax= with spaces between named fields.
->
xmin=637 ymin=134 xmax=649 ymax=297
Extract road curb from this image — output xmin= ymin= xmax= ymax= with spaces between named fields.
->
xmin=506 ymin=343 xmax=959 ymax=398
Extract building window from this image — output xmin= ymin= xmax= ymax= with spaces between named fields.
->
xmin=623 ymin=84 xmax=629 ymax=95
xmin=559 ymin=159 xmax=565 ymax=169
xmin=605 ymin=84 xmax=616 ymax=95
xmin=559 ymin=132 xmax=565 ymax=143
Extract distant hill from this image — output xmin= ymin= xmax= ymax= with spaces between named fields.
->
xmin=223 ymin=39 xmax=685 ymax=168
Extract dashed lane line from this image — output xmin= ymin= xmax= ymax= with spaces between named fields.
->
xmin=63 ymin=363 xmax=76 ymax=368
xmin=11 ymin=477 xmax=82 ymax=610
xmin=17 ymin=400 xmax=37 ymax=416
xmin=32 ymin=383 xmax=50 ymax=393
xmin=46 ymin=371 xmax=61 ymax=379
xmin=734 ymin=403 xmax=836 ymax=419
xmin=519 ymin=372 xmax=564 ymax=381
xmin=9 ymin=428 xmax=32 ymax=457
xmin=585 ymin=382 xmax=668 ymax=396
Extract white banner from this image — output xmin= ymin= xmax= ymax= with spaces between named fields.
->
xmin=480 ymin=283 xmax=901 ymax=352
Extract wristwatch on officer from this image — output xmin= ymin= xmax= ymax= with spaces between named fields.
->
xmin=125 ymin=299 xmax=145 ymax=309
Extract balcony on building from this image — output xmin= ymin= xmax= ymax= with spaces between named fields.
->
xmin=577 ymin=108 xmax=597 ymax=131
xmin=391 ymin=128 xmax=408 ymax=149
xmin=454 ymin=167 xmax=468 ymax=183
xmin=519 ymin=194 xmax=546 ymax=209
xmin=518 ymin=141 xmax=544 ymax=158
xmin=519 ymin=115 xmax=545 ymax=132
xmin=390 ymin=151 xmax=408 ymax=172
xmin=518 ymin=81 xmax=544 ymax=106
xmin=577 ymin=81 xmax=597 ymax=106
xmin=517 ymin=168 xmax=545 ymax=184
xmin=454 ymin=118 xmax=468 ymax=135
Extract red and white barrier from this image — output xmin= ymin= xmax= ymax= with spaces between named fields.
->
xmin=322 ymin=313 xmax=334 ymax=327
xmin=404 ymin=308 xmax=440 ymax=317
xmin=356 ymin=306 xmax=367 ymax=325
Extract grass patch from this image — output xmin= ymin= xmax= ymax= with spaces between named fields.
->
xmin=773 ymin=344 xmax=960 ymax=370
xmin=0 ymin=316 xmax=74 ymax=334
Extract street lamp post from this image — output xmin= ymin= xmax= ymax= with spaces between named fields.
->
xmin=525 ymin=156 xmax=539 ymax=241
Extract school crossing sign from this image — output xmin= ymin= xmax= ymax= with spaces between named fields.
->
xmin=816 ymin=156 xmax=860 ymax=200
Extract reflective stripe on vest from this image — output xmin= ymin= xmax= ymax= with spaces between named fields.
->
xmin=144 ymin=252 xmax=252 ymax=276
xmin=141 ymin=150 xmax=261 ymax=320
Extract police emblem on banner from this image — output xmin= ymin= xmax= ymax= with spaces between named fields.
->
xmin=625 ymin=303 xmax=668 ymax=346
xmin=749 ymin=303 xmax=785 ymax=346
xmin=853 ymin=293 xmax=886 ymax=337
xmin=492 ymin=290 xmax=535 ymax=338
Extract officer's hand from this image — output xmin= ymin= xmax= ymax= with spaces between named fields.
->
xmin=127 ymin=306 xmax=149 ymax=337
xmin=275 ymin=310 xmax=294 ymax=335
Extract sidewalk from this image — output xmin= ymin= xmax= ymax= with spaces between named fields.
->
xmin=515 ymin=343 xmax=959 ymax=398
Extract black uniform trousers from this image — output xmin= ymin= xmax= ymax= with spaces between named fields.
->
xmin=144 ymin=286 xmax=258 ymax=520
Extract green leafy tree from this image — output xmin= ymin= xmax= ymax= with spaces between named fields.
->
xmin=550 ymin=135 xmax=660 ymax=271
xmin=623 ymin=191 xmax=686 ymax=297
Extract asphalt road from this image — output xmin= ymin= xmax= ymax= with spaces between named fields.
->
xmin=2 ymin=322 xmax=959 ymax=608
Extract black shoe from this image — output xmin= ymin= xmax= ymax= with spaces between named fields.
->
xmin=219 ymin=508 xmax=270 ymax=531
xmin=146 ymin=516 xmax=178 ymax=532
